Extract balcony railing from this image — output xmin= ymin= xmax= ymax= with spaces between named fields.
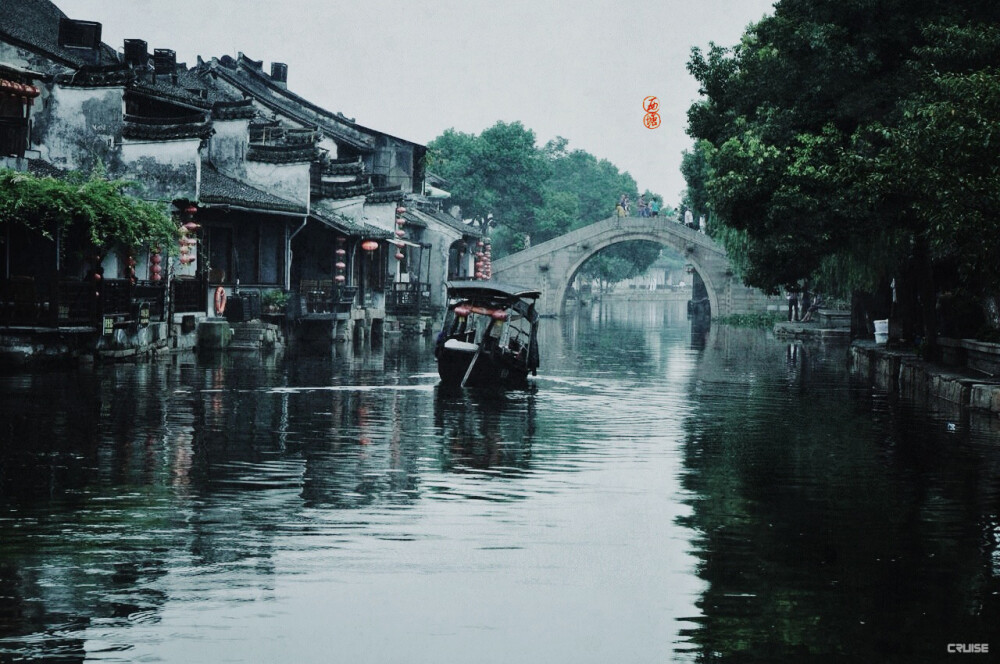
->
xmin=171 ymin=278 xmax=204 ymax=313
xmin=385 ymin=281 xmax=431 ymax=316
xmin=1 ymin=278 xmax=168 ymax=327
xmin=291 ymin=281 xmax=357 ymax=321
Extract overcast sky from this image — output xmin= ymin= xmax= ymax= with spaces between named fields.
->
xmin=59 ymin=0 xmax=775 ymax=204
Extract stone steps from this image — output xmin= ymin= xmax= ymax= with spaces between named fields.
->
xmin=229 ymin=322 xmax=283 ymax=350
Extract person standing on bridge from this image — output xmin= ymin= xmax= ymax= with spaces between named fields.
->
xmin=650 ymin=199 xmax=660 ymax=217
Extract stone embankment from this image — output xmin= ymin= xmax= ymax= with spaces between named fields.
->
xmin=848 ymin=340 xmax=1000 ymax=427
xmin=772 ymin=308 xmax=1000 ymax=427
xmin=773 ymin=308 xmax=852 ymax=340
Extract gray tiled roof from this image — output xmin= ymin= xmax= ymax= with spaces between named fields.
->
xmin=247 ymin=143 xmax=317 ymax=164
xmin=367 ymin=186 xmax=404 ymax=205
xmin=0 ymin=0 xmax=119 ymax=70
xmin=122 ymin=113 xmax=213 ymax=141
xmin=312 ymin=211 xmax=392 ymax=239
xmin=203 ymin=55 xmax=376 ymax=152
xmin=199 ymin=166 xmax=307 ymax=214
xmin=131 ymin=76 xmax=214 ymax=110
xmin=312 ymin=177 xmax=373 ymax=200
xmin=406 ymin=207 xmax=481 ymax=237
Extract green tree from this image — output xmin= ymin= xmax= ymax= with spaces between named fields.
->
xmin=543 ymin=137 xmax=641 ymax=228
xmin=685 ymin=0 xmax=1000 ymax=344
xmin=429 ymin=126 xmax=665 ymax=281
xmin=578 ymin=242 xmax=663 ymax=289
xmin=428 ymin=121 xmax=549 ymax=237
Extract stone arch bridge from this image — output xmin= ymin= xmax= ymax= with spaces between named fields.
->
xmin=491 ymin=216 xmax=773 ymax=317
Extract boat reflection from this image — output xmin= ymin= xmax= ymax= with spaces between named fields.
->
xmin=433 ymin=385 xmax=537 ymax=472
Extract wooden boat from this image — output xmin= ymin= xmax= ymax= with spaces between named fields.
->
xmin=434 ymin=281 xmax=541 ymax=388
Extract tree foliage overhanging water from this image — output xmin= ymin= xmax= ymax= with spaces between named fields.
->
xmin=683 ymin=0 xmax=1000 ymax=343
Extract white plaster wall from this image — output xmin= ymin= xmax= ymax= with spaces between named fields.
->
xmin=245 ymin=160 xmax=309 ymax=209
xmin=36 ymin=85 xmax=123 ymax=169
xmin=313 ymin=196 xmax=365 ymax=221
xmin=207 ymin=118 xmax=248 ymax=172
xmin=363 ymin=201 xmax=396 ymax=233
xmin=120 ymin=138 xmax=200 ymax=200
xmin=0 ymin=44 xmax=35 ymax=71
xmin=121 ymin=138 xmax=199 ymax=167
xmin=0 ymin=43 xmax=73 ymax=76
xmin=422 ymin=225 xmax=461 ymax=309
xmin=318 ymin=135 xmax=338 ymax=159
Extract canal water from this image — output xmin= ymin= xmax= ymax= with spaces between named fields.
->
xmin=1 ymin=300 xmax=998 ymax=663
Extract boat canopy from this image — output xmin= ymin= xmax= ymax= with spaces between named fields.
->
xmin=445 ymin=281 xmax=542 ymax=302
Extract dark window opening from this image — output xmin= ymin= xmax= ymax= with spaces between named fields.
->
xmin=206 ymin=218 xmax=283 ymax=286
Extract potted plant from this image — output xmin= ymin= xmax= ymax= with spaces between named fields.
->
xmin=261 ymin=289 xmax=289 ymax=314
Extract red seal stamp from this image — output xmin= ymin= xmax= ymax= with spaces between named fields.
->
xmin=642 ymin=96 xmax=661 ymax=128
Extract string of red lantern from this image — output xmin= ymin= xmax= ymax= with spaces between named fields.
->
xmin=174 ymin=204 xmax=198 ymax=275
xmin=335 ymin=236 xmax=347 ymax=283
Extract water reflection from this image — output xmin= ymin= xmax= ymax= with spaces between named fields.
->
xmin=434 ymin=387 xmax=537 ymax=473
xmin=678 ymin=326 xmax=1000 ymax=662
xmin=0 ymin=303 xmax=997 ymax=662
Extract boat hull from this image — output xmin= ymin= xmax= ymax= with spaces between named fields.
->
xmin=436 ymin=346 xmax=530 ymax=388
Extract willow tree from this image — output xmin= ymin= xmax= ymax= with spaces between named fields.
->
xmin=685 ymin=0 xmax=1000 ymax=345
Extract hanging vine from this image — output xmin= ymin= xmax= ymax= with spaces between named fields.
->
xmin=0 ymin=168 xmax=178 ymax=255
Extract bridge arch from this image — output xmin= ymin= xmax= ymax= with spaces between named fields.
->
xmin=491 ymin=216 xmax=771 ymax=318
xmin=553 ymin=228 xmax=721 ymax=318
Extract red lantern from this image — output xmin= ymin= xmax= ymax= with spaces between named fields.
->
xmin=491 ymin=310 xmax=508 ymax=321
xmin=336 ymin=248 xmax=346 ymax=256
xmin=394 ymin=229 xmax=406 ymax=238
xmin=335 ymin=261 xmax=346 ymax=269
xmin=454 ymin=305 xmax=471 ymax=317
xmin=395 ymin=251 xmax=405 ymax=260
xmin=396 ymin=207 xmax=407 ymax=214
xmin=151 ymin=273 xmax=161 ymax=281
xmin=395 ymin=217 xmax=405 ymax=226
xmin=361 ymin=240 xmax=379 ymax=252
xmin=184 ymin=205 xmax=198 ymax=215
xmin=179 ymin=255 xmax=195 ymax=264
xmin=335 ymin=274 xmax=346 ymax=282
xmin=151 ymin=254 xmax=162 ymax=264
xmin=183 ymin=221 xmax=200 ymax=231
xmin=475 ymin=271 xmax=484 ymax=279
xmin=151 ymin=264 xmax=162 ymax=275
